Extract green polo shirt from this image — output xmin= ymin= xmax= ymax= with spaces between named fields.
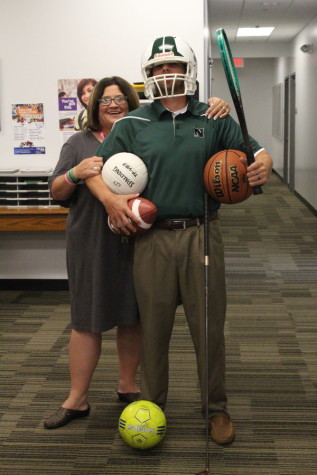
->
xmin=96 ymin=97 xmax=262 ymax=219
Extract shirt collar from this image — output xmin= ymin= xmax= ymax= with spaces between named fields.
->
xmin=187 ymin=96 xmax=209 ymax=116
xmin=152 ymin=96 xmax=208 ymax=118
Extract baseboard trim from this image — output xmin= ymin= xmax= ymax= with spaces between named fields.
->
xmin=273 ymin=170 xmax=316 ymax=216
xmin=294 ymin=190 xmax=317 ymax=216
xmin=0 ymin=279 xmax=69 ymax=291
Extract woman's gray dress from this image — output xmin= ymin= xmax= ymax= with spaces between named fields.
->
xmin=49 ymin=130 xmax=139 ymax=332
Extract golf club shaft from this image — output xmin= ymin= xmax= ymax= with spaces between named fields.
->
xmin=204 ymin=193 xmax=210 ymax=472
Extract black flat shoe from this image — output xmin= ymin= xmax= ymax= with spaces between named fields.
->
xmin=117 ymin=392 xmax=141 ymax=403
xmin=44 ymin=405 xmax=90 ymax=429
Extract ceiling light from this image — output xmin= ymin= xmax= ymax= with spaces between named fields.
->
xmin=237 ymin=27 xmax=275 ymax=37
xmin=261 ymin=1 xmax=279 ymax=8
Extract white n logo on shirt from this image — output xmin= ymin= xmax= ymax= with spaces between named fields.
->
xmin=194 ymin=128 xmax=204 ymax=138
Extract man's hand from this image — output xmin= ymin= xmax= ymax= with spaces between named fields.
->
xmin=106 ymin=193 xmax=141 ymax=236
xmin=240 ymin=150 xmax=273 ymax=187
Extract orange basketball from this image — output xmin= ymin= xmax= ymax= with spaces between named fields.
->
xmin=204 ymin=149 xmax=253 ymax=204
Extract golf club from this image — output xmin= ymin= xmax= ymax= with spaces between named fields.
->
xmin=195 ymin=192 xmax=210 ymax=475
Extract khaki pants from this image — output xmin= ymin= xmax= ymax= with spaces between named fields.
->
xmin=133 ymin=220 xmax=228 ymax=416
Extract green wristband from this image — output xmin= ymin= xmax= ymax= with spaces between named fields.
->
xmin=69 ymin=168 xmax=80 ymax=183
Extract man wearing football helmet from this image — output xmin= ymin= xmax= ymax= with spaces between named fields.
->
xmin=141 ymin=36 xmax=197 ymax=99
xmin=86 ymin=36 xmax=273 ymax=445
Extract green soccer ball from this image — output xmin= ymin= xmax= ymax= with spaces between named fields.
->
xmin=118 ymin=400 xmax=167 ymax=450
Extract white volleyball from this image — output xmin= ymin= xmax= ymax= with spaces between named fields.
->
xmin=102 ymin=152 xmax=148 ymax=194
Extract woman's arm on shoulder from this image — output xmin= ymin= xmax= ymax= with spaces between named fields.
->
xmin=205 ymin=97 xmax=231 ymax=119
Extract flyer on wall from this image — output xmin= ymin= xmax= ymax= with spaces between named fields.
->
xmin=12 ymin=104 xmax=45 ymax=155
xmin=58 ymin=78 xmax=97 ymax=144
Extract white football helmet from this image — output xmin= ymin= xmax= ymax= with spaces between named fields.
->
xmin=141 ymin=36 xmax=197 ymax=100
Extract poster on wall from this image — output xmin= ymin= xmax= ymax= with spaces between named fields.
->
xmin=12 ymin=103 xmax=45 ymax=155
xmin=58 ymin=78 xmax=97 ymax=144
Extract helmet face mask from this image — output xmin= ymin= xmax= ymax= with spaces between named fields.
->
xmin=141 ymin=36 xmax=197 ymax=100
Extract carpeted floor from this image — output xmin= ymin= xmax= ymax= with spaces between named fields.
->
xmin=0 ymin=172 xmax=317 ymax=474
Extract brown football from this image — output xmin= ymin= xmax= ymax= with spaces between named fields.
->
xmin=128 ymin=197 xmax=157 ymax=235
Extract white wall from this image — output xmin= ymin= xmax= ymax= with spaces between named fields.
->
xmin=0 ymin=0 xmax=205 ymax=280
xmin=271 ymin=56 xmax=293 ymax=175
xmin=2 ymin=232 xmax=67 ymax=279
xmin=211 ymin=58 xmax=275 ymax=153
xmin=0 ymin=0 xmax=205 ymax=170
xmin=293 ymin=18 xmax=317 ymax=210
xmin=272 ymin=15 xmax=317 ymax=210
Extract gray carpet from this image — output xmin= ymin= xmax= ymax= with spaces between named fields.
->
xmin=1 ymin=173 xmax=317 ymax=474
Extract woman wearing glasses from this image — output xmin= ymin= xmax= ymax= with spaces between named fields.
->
xmin=44 ymin=76 xmax=230 ymax=429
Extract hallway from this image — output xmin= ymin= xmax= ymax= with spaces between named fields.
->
xmin=1 ymin=172 xmax=316 ymax=474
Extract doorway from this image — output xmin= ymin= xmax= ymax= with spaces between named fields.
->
xmin=283 ymin=73 xmax=296 ymax=191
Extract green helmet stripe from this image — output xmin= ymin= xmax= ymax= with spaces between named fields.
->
xmin=148 ymin=36 xmax=183 ymax=60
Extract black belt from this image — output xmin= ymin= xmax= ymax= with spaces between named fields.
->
xmin=155 ymin=211 xmax=218 ymax=230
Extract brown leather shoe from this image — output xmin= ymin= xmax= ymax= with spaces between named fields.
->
xmin=210 ymin=413 xmax=235 ymax=445
xmin=117 ymin=392 xmax=141 ymax=403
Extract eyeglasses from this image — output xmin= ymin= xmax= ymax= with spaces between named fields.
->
xmin=98 ymin=95 xmax=127 ymax=106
